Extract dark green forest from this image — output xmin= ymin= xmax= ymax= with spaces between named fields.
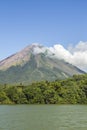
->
xmin=0 ymin=74 xmax=87 ymax=104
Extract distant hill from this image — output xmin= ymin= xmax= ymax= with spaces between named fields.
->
xmin=0 ymin=44 xmax=85 ymax=84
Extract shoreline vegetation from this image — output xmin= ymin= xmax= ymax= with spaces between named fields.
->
xmin=0 ymin=74 xmax=87 ymax=104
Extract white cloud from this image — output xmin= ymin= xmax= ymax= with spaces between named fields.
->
xmin=49 ymin=41 xmax=87 ymax=71
xmin=33 ymin=46 xmax=49 ymax=55
xmin=31 ymin=41 xmax=87 ymax=71
xmin=74 ymin=41 xmax=87 ymax=52
xmin=33 ymin=44 xmax=54 ymax=56
xmin=49 ymin=44 xmax=72 ymax=61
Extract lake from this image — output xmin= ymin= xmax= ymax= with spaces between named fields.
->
xmin=0 ymin=105 xmax=87 ymax=130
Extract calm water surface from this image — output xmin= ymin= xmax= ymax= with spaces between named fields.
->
xmin=0 ymin=105 xmax=87 ymax=130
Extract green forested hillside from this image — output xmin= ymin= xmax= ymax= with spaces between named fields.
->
xmin=0 ymin=74 xmax=87 ymax=104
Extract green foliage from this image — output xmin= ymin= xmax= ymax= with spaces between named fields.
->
xmin=0 ymin=74 xmax=87 ymax=104
xmin=0 ymin=91 xmax=12 ymax=104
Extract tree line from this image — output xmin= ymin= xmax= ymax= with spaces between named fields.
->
xmin=0 ymin=74 xmax=87 ymax=104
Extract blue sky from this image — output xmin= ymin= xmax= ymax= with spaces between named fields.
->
xmin=0 ymin=0 xmax=87 ymax=60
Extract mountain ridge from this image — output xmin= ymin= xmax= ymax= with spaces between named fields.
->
xmin=0 ymin=44 xmax=85 ymax=84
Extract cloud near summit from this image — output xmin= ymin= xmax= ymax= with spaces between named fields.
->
xmin=32 ymin=41 xmax=87 ymax=71
xmin=49 ymin=41 xmax=87 ymax=71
